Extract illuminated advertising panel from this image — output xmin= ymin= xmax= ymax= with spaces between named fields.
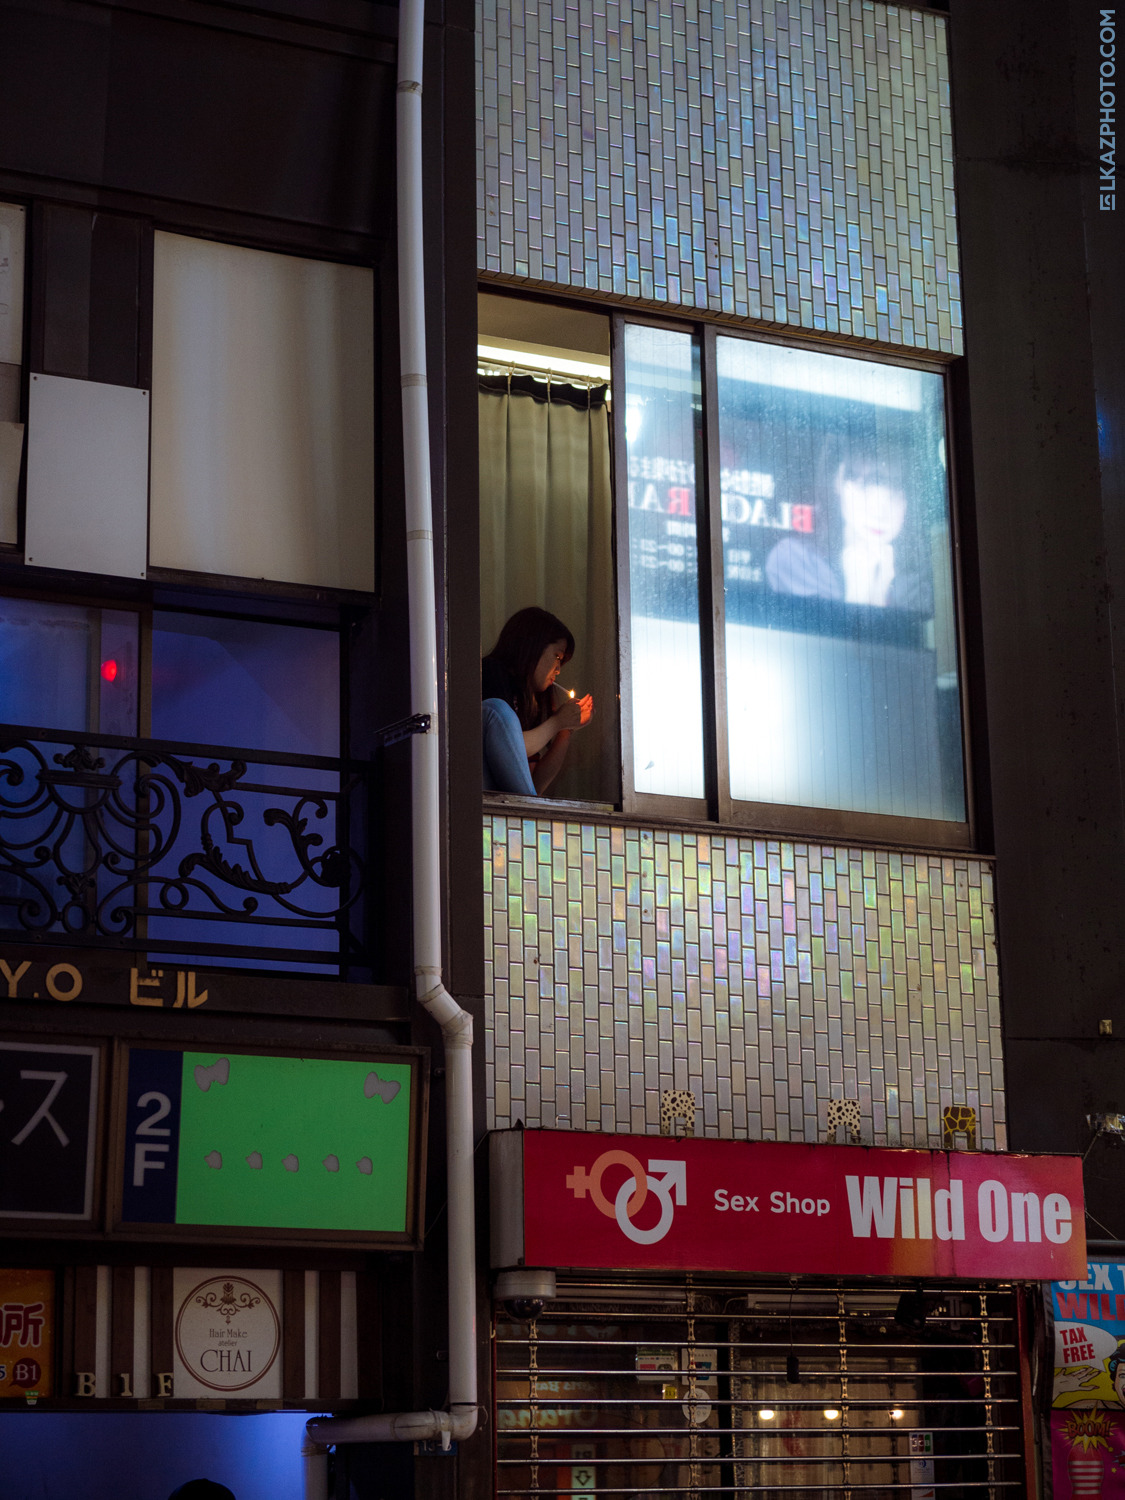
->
xmin=500 ymin=1129 xmax=1085 ymax=1281
xmin=621 ymin=328 xmax=965 ymax=823
xmin=1047 ymin=1261 xmax=1125 ymax=1498
xmin=0 ymin=1041 xmax=99 ymax=1220
xmin=114 ymin=1044 xmax=425 ymax=1243
xmin=0 ymin=1269 xmax=53 ymax=1398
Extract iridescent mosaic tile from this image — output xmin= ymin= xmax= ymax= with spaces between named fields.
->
xmin=477 ymin=0 xmax=961 ymax=354
xmin=484 ymin=814 xmax=1004 ymax=1148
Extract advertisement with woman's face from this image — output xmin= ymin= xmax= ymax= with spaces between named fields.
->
xmin=715 ymin=341 xmax=962 ymax=821
xmin=713 ymin=339 xmax=949 ymax=633
xmin=622 ymin=336 xmax=950 ymax=631
xmin=621 ymin=327 xmax=965 ymax=822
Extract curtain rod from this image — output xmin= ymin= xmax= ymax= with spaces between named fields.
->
xmin=477 ymin=357 xmax=610 ymax=389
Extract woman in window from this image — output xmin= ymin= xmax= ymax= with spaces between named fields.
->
xmin=482 ymin=607 xmax=594 ymax=795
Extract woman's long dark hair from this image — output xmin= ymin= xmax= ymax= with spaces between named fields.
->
xmin=809 ymin=438 xmax=914 ymax=560
xmin=486 ymin=607 xmax=575 ymax=728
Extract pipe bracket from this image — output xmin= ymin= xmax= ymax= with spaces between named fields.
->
xmin=379 ymin=713 xmax=432 ymax=746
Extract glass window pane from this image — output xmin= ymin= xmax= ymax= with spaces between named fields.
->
xmin=622 ymin=324 xmax=705 ymax=798
xmin=0 ymin=596 xmax=138 ymax=734
xmin=98 ymin=610 xmax=140 ymax=736
xmin=149 ymin=613 xmax=342 ymax=972
xmin=716 ymin=337 xmax=966 ymax=823
xmin=0 ymin=201 xmax=26 ymax=542
xmin=151 ymin=613 xmax=339 ymax=758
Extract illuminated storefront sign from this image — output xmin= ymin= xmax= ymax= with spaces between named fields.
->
xmin=115 ymin=1044 xmax=424 ymax=1242
xmin=0 ymin=1269 xmax=53 ymax=1398
xmin=0 ymin=1041 xmax=98 ymax=1219
xmin=1047 ymin=1260 xmax=1125 ymax=1498
xmin=173 ymin=1269 xmax=282 ymax=1399
xmin=495 ymin=1129 xmax=1085 ymax=1280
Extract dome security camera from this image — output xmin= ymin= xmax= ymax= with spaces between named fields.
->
xmin=494 ymin=1268 xmax=556 ymax=1318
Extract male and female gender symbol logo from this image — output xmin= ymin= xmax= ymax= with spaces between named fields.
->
xmin=565 ymin=1148 xmax=686 ymax=1245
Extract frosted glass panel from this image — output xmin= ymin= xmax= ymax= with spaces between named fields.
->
xmin=622 ymin=325 xmax=704 ymax=798
xmin=0 ymin=596 xmax=138 ymax=734
xmin=716 ymin=337 xmax=965 ymax=822
xmin=150 ymin=233 xmax=375 ymax=592
xmin=151 ymin=613 xmax=339 ymax=759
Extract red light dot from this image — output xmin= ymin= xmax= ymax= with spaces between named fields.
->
xmin=100 ymin=659 xmax=118 ymax=683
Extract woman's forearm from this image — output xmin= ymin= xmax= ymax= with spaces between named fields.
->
xmin=522 ymin=713 xmax=564 ymax=758
xmin=531 ymin=729 xmax=572 ymax=793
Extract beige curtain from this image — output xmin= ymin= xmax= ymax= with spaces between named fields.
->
xmin=479 ymin=377 xmax=617 ymax=803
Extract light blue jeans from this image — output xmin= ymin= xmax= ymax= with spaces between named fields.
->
xmin=482 ymin=698 xmax=537 ymax=796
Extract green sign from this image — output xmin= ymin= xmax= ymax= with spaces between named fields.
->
xmin=118 ymin=1045 xmax=422 ymax=1240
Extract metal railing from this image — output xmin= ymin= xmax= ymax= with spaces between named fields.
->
xmin=0 ymin=725 xmax=372 ymax=970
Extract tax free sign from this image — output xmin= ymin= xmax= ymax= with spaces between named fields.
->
xmin=517 ymin=1131 xmax=1086 ymax=1280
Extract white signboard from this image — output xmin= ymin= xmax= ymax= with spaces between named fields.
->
xmin=172 ymin=1269 xmax=282 ymax=1399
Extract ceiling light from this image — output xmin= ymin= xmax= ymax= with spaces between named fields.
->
xmin=823 ymin=1408 xmax=841 ymax=1420
xmin=477 ymin=342 xmax=611 ymax=382
xmin=758 ymin=1408 xmax=776 ymax=1421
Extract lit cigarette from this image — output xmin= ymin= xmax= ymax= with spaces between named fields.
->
xmin=554 ymin=683 xmax=576 ymax=699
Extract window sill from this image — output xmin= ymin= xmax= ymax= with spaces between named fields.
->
xmin=482 ymin=792 xmax=980 ymax=859
xmin=483 ymin=791 xmax=617 ymax=817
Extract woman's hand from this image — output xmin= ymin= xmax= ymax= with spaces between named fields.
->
xmin=553 ymin=692 xmax=594 ymax=731
xmin=523 ymin=693 xmax=595 ymax=756
xmin=526 ymin=693 xmax=595 ymax=792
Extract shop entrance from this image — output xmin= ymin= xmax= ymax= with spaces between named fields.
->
xmin=494 ymin=1278 xmax=1028 ymax=1497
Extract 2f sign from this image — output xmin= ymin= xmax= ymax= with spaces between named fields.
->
xmin=133 ymin=1092 xmax=172 ymax=1187
xmin=119 ymin=1049 xmax=183 ymax=1225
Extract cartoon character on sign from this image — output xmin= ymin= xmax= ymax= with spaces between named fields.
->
xmin=566 ymin=1150 xmax=686 ymax=1245
xmin=1112 ymin=1341 xmax=1125 ymax=1409
xmin=1051 ymin=1283 xmax=1125 ymax=1498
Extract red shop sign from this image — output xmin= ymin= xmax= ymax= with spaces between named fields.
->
xmin=514 ymin=1130 xmax=1086 ymax=1281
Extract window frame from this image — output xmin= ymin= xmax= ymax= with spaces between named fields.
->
xmin=0 ymin=583 xmax=369 ymax=977
xmin=0 ymin=582 xmax=351 ymax=751
xmin=610 ymin=311 xmax=975 ymax=852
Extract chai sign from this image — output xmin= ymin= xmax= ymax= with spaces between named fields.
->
xmin=515 ymin=1131 xmax=1085 ymax=1280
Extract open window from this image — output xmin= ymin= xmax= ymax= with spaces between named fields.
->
xmin=479 ymin=293 xmax=970 ymax=847
xmin=478 ymin=292 xmax=619 ymax=805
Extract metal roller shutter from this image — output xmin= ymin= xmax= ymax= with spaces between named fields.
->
xmin=494 ymin=1277 xmax=1027 ymax=1497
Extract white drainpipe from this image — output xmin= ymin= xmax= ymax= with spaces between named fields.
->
xmin=304 ymin=0 xmax=479 ymax=1470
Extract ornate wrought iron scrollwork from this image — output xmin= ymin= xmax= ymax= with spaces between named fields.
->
xmin=0 ymin=728 xmax=368 ymax=966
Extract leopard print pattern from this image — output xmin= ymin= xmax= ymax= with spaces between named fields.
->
xmin=824 ymin=1098 xmax=862 ymax=1144
xmin=659 ymin=1089 xmax=697 ymax=1137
